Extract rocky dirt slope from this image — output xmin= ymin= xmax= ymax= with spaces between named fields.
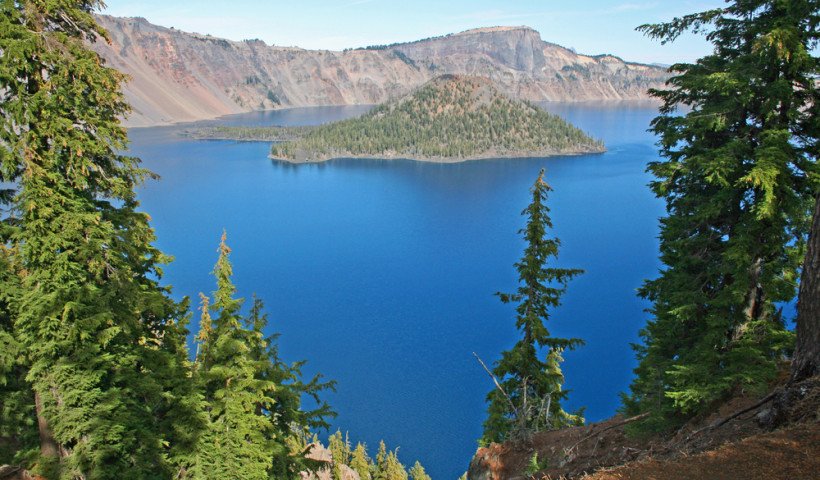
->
xmin=585 ymin=426 xmax=819 ymax=480
xmin=90 ymin=17 xmax=669 ymax=127
xmin=467 ymin=373 xmax=820 ymax=480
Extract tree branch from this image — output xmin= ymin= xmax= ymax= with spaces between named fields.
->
xmin=473 ymin=352 xmax=519 ymax=420
xmin=564 ymin=412 xmax=650 ymax=455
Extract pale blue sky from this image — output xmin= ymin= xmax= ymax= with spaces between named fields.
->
xmin=102 ymin=0 xmax=725 ymax=64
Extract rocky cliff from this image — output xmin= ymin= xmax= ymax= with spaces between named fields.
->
xmin=91 ymin=16 xmax=669 ymax=127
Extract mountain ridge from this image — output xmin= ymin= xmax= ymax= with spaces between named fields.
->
xmin=91 ymin=15 xmax=669 ymax=127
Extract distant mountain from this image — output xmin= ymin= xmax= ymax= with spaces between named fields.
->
xmin=91 ymin=16 xmax=669 ymax=127
xmin=268 ymin=75 xmax=604 ymax=163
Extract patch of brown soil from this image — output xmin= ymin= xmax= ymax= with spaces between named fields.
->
xmin=469 ymin=416 xmax=651 ymax=480
xmin=468 ymin=373 xmax=820 ymax=480
xmin=585 ymin=425 xmax=820 ymax=480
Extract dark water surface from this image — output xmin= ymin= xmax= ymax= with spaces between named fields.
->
xmin=130 ymin=102 xmax=665 ymax=479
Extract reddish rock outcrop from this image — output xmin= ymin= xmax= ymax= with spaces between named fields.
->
xmin=90 ymin=17 xmax=669 ymax=127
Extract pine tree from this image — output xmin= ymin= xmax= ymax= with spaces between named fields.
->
xmin=482 ymin=169 xmax=584 ymax=445
xmin=350 ymin=443 xmax=372 ymax=480
xmin=142 ymin=299 xmax=205 ymax=477
xmin=191 ymin=232 xmax=336 ymax=480
xmin=195 ymin=293 xmax=214 ymax=366
xmin=328 ymin=430 xmax=351 ymax=480
xmin=625 ymin=0 xmax=818 ymax=430
xmin=372 ymin=441 xmax=388 ymax=480
xmin=381 ymin=451 xmax=408 ymax=480
xmin=0 ymin=1 xmax=200 ymax=477
xmin=408 ymin=461 xmax=431 ymax=480
xmin=191 ymin=232 xmax=277 ymax=480
xmin=246 ymin=294 xmax=336 ymax=478
xmin=0 ymin=233 xmax=37 ymax=466
xmin=246 ymin=295 xmax=336 ymax=442
xmin=793 ymin=194 xmax=820 ymax=382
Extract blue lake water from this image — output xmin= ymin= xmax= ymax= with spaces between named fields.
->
xmin=129 ymin=102 xmax=666 ymax=479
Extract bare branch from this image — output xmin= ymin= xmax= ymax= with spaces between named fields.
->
xmin=564 ymin=412 xmax=650 ymax=456
xmin=473 ymin=352 xmax=519 ymax=420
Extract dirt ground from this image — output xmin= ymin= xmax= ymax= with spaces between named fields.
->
xmin=585 ymin=425 xmax=819 ymax=480
xmin=468 ymin=373 xmax=820 ymax=480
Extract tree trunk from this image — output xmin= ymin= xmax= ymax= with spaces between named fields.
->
xmin=792 ymin=193 xmax=820 ymax=382
xmin=33 ymin=392 xmax=59 ymax=460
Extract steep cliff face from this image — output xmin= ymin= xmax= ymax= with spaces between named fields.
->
xmin=91 ymin=16 xmax=669 ymax=127
xmin=392 ymin=27 xmax=661 ymax=102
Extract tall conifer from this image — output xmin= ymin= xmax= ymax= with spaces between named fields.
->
xmin=793 ymin=194 xmax=820 ymax=381
xmin=0 ymin=1 xmax=199 ymax=477
xmin=246 ymin=294 xmax=336 ymax=478
xmin=0 ymin=234 xmax=37 ymax=466
xmin=481 ymin=169 xmax=584 ymax=444
xmin=625 ymin=0 xmax=818 ymax=430
xmin=373 ymin=441 xmax=388 ymax=479
xmin=191 ymin=233 xmax=277 ymax=480
xmin=191 ymin=233 xmax=335 ymax=479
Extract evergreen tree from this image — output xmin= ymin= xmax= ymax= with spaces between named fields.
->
xmin=793 ymin=194 xmax=820 ymax=382
xmin=246 ymin=294 xmax=336 ymax=478
xmin=372 ymin=441 xmax=388 ymax=480
xmin=0 ymin=232 xmax=37 ymax=467
xmin=191 ymin=233 xmax=277 ymax=480
xmin=350 ymin=443 xmax=372 ymax=480
xmin=625 ymin=0 xmax=818 ymax=431
xmin=191 ymin=232 xmax=336 ymax=480
xmin=194 ymin=293 xmax=213 ymax=366
xmin=246 ymin=295 xmax=336 ymax=443
xmin=381 ymin=451 xmax=408 ymax=480
xmin=295 ymin=437 xmax=421 ymax=480
xmin=328 ymin=430 xmax=351 ymax=480
xmin=0 ymin=1 xmax=199 ymax=477
xmin=482 ymin=169 xmax=584 ymax=445
xmin=408 ymin=461 xmax=431 ymax=480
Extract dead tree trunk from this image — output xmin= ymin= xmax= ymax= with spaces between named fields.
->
xmin=792 ymin=193 xmax=820 ymax=382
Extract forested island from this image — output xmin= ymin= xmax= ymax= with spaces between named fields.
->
xmin=191 ymin=75 xmax=605 ymax=162
xmin=185 ymin=125 xmax=314 ymax=142
xmin=269 ymin=75 xmax=605 ymax=162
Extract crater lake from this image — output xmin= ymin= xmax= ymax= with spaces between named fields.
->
xmin=130 ymin=102 xmax=665 ymax=479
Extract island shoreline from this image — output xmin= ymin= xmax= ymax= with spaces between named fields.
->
xmin=268 ymin=146 xmax=607 ymax=164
